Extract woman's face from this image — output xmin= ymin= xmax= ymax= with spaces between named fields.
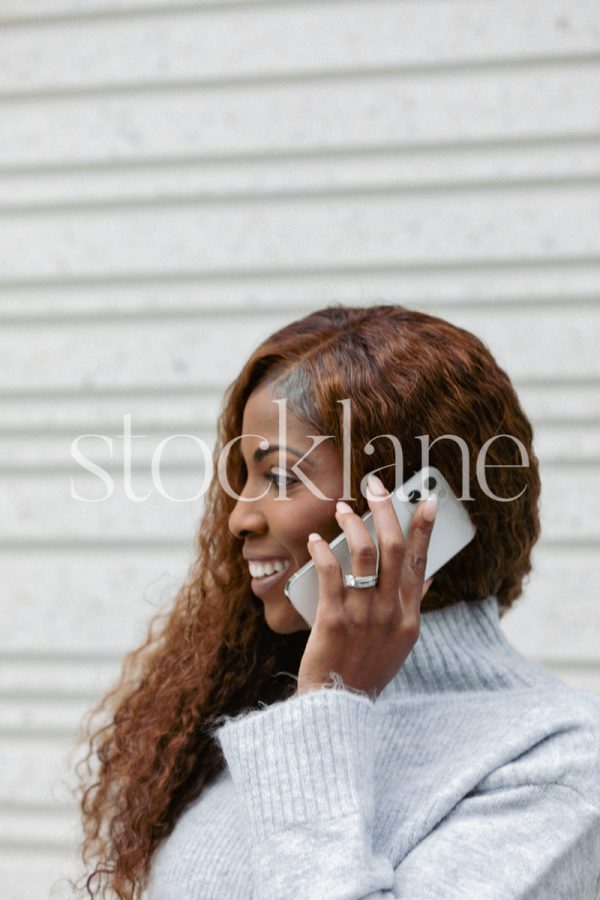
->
xmin=227 ymin=382 xmax=346 ymax=634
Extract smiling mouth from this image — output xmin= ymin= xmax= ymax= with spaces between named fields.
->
xmin=247 ymin=559 xmax=290 ymax=579
xmin=249 ymin=561 xmax=292 ymax=594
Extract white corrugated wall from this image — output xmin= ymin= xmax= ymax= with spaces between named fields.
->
xmin=0 ymin=0 xmax=599 ymax=896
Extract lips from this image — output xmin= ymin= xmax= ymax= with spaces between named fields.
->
xmin=249 ymin=560 xmax=292 ymax=597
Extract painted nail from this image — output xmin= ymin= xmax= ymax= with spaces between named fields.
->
xmin=367 ymin=474 xmax=387 ymax=496
xmin=422 ymin=495 xmax=438 ymax=522
xmin=336 ymin=500 xmax=353 ymax=514
xmin=308 ymin=532 xmax=321 ymax=542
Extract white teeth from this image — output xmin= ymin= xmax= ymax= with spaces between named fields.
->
xmin=248 ymin=559 xmax=288 ymax=578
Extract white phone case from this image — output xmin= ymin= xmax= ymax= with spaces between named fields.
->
xmin=283 ymin=466 xmax=476 ymax=628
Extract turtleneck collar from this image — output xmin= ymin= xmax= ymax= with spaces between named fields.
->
xmin=377 ymin=594 xmax=543 ymax=701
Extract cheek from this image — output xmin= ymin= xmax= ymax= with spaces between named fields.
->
xmin=271 ymin=475 xmax=344 ymax=544
xmin=298 ymin=500 xmax=340 ymax=543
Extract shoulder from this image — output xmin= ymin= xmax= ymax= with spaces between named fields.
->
xmin=478 ymin=682 xmax=600 ymax=808
xmin=377 ymin=676 xmax=600 ymax=807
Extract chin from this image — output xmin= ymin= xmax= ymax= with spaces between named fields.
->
xmin=264 ymin=601 xmax=310 ymax=634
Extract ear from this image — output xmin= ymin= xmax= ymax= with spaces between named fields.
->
xmin=421 ymin=576 xmax=433 ymax=599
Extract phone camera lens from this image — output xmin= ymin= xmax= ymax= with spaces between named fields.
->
xmin=408 ymin=489 xmax=421 ymax=504
xmin=424 ymin=477 xmax=437 ymax=490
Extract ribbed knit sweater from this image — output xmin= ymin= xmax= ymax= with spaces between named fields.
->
xmin=147 ymin=595 xmax=600 ymax=899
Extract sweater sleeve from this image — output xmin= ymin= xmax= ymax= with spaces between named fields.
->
xmin=212 ymin=683 xmax=397 ymax=898
xmin=213 ymin=687 xmax=600 ymax=900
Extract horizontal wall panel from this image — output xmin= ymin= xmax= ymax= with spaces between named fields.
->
xmin=1 ymin=422 xmax=599 ymax=469
xmin=235 ymin=420 xmax=591 ymax=466
xmin=0 ymin=0 xmax=268 ymax=23
xmin=517 ymin=381 xmax=600 ymax=424
xmin=1 ymin=473 xmax=208 ymax=538
xmin=0 ymin=263 xmax=598 ymax=321
xmin=534 ymin=664 xmax=600 ymax=696
xmin=0 ymin=308 xmax=598 ymax=391
xmin=1 ymin=186 xmax=599 ymax=280
xmin=538 ymin=465 xmax=600 ymax=539
xmin=0 ymin=850 xmax=80 ymax=900
xmin=0 ymin=806 xmax=77 ymax=846
xmin=0 ymin=549 xmax=190 ymax=652
xmin=0 ymin=738 xmax=84 ymax=806
xmin=0 ymin=430 xmax=218 ymax=468
xmin=3 ymin=65 xmax=600 ymax=168
xmin=532 ymin=423 xmax=600 ymax=462
xmin=0 ymin=315 xmax=260 ymax=390
xmin=3 ymin=139 xmax=600 ymax=210
xmin=0 ymin=657 xmax=123 ymax=696
xmin=0 ymin=698 xmax=95 ymax=735
xmin=0 ymin=391 xmax=223 ymax=431
xmin=1 ymin=0 xmax=599 ymax=95
xmin=501 ymin=546 xmax=600 ymax=662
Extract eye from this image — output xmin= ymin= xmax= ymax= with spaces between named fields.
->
xmin=264 ymin=469 xmax=297 ymax=489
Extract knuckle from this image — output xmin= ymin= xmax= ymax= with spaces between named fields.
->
xmin=321 ymin=560 xmax=340 ymax=578
xmin=406 ymin=552 xmax=427 ymax=578
xmin=346 ymin=608 xmax=370 ymax=629
xmin=402 ymin=614 xmax=420 ymax=640
xmin=372 ymin=603 xmax=398 ymax=630
xmin=354 ymin=542 xmax=377 ymax=563
xmin=321 ymin=609 xmax=346 ymax=632
xmin=382 ymin=538 xmax=405 ymax=559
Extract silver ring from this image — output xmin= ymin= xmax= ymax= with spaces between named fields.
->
xmin=344 ymin=573 xmax=379 ymax=589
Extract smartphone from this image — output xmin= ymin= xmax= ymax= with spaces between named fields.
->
xmin=283 ymin=466 xmax=476 ymax=628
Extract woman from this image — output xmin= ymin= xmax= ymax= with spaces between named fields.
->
xmin=74 ymin=304 xmax=600 ymax=899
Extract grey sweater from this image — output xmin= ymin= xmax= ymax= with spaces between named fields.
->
xmin=147 ymin=595 xmax=600 ymax=899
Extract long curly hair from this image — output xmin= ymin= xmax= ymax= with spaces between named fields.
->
xmin=71 ymin=303 xmax=541 ymax=898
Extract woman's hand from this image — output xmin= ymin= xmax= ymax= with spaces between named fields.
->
xmin=296 ymin=474 xmax=437 ymax=699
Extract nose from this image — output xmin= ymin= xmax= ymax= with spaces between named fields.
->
xmin=228 ymin=486 xmax=269 ymax=541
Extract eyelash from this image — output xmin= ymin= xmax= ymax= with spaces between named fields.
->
xmin=264 ymin=471 xmax=297 ymax=489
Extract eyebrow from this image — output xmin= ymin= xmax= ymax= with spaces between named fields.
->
xmin=251 ymin=444 xmax=314 ymax=467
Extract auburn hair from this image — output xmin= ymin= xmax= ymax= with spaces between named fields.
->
xmin=72 ymin=303 xmax=541 ymax=898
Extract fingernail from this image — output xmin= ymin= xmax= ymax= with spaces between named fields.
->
xmin=422 ymin=495 xmax=438 ymax=522
xmin=367 ymin=474 xmax=387 ymax=496
xmin=336 ymin=500 xmax=353 ymax=514
xmin=308 ymin=532 xmax=321 ymax=542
